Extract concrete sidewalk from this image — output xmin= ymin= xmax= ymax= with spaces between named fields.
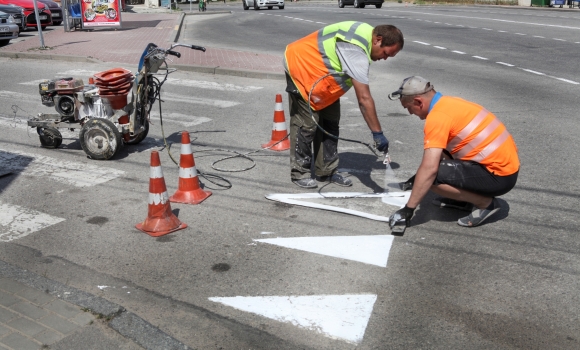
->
xmin=0 ymin=5 xmax=283 ymax=79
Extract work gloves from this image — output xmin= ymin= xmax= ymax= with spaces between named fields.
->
xmin=389 ymin=206 xmax=416 ymax=228
xmin=372 ymin=131 xmax=389 ymax=153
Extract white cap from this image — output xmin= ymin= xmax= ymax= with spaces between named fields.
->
xmin=388 ymin=76 xmax=434 ymax=100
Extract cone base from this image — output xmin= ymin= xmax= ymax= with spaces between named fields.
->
xmin=169 ymin=189 xmax=212 ymax=205
xmin=136 ymin=221 xmax=187 ymax=237
xmin=262 ymin=139 xmax=290 ymax=151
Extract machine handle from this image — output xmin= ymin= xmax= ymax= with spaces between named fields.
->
xmin=167 ymin=50 xmax=181 ymax=58
xmin=191 ymin=45 xmax=206 ymax=52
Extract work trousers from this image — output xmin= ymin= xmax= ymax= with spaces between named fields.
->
xmin=288 ymin=92 xmax=341 ymax=180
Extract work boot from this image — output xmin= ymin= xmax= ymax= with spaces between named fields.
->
xmin=457 ymin=198 xmax=500 ymax=227
xmin=292 ymin=178 xmax=317 ymax=189
xmin=317 ymin=173 xmax=353 ymax=187
xmin=432 ymin=197 xmax=473 ymax=212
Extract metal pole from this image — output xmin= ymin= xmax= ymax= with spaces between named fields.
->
xmin=32 ymin=0 xmax=45 ymax=48
xmin=63 ymin=0 xmax=70 ymax=32
xmin=190 ymin=0 xmax=192 ymax=12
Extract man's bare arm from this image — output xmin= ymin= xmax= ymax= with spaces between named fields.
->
xmin=352 ymin=79 xmax=382 ymax=133
xmin=407 ymin=148 xmax=443 ymax=208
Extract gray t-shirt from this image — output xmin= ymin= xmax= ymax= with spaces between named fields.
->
xmin=335 ymin=41 xmax=370 ymax=85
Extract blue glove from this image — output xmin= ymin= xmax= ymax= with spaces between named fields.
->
xmin=372 ymin=131 xmax=389 ymax=153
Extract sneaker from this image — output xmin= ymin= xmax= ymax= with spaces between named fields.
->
xmin=432 ymin=197 xmax=473 ymax=212
xmin=292 ymin=178 xmax=317 ymax=189
xmin=317 ymin=173 xmax=352 ymax=187
xmin=457 ymin=198 xmax=500 ymax=227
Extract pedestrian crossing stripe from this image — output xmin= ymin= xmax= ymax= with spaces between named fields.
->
xmin=0 ymin=201 xmax=65 ymax=242
xmin=0 ymin=149 xmax=125 ymax=187
xmin=209 ymin=294 xmax=377 ymax=344
xmin=265 ymin=192 xmax=410 ymax=222
xmin=254 ymin=235 xmax=394 ymax=267
xmin=149 ymin=112 xmax=212 ymax=127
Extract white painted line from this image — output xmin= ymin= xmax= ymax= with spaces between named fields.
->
xmin=555 ymin=77 xmax=580 ymax=85
xmin=260 ymin=232 xmax=275 ymax=235
xmin=553 ymin=38 xmax=566 ymax=41
xmin=209 ymin=294 xmax=377 ymax=344
xmin=521 ymin=68 xmax=545 ymax=76
xmin=162 ymin=93 xmax=240 ymax=108
xmin=265 ymin=192 xmax=409 ymax=222
xmin=534 ymin=35 xmax=545 ymax=38
xmin=149 ymin=112 xmax=212 ymax=127
xmin=496 ymin=62 xmax=515 ymax=67
xmin=452 ymin=50 xmax=466 ymax=54
xmin=255 ymin=235 xmax=395 ymax=267
xmin=456 ymin=25 xmax=464 ymax=27
xmin=0 ymin=149 xmax=125 ymax=187
xmin=295 ymin=18 xmax=304 ymax=21
xmin=57 ymin=69 xmax=100 ymax=76
xmin=413 ymin=41 xmax=431 ymax=46
xmin=433 ymin=46 xmax=446 ymax=50
xmin=515 ymin=33 xmax=526 ymax=35
xmin=497 ymin=30 xmax=507 ymax=33
xmin=0 ymin=90 xmax=39 ymax=102
xmin=164 ymin=78 xmax=262 ymax=92
xmin=284 ymin=16 xmax=292 ymax=18
xmin=472 ymin=56 xmax=489 ymax=60
xmin=482 ymin=28 xmax=492 ymax=30
xmin=576 ymin=42 xmax=580 ymax=44
xmin=0 ymin=202 xmax=65 ymax=242
xmin=468 ymin=26 xmax=477 ymax=28
xmin=20 ymin=79 xmax=49 ymax=86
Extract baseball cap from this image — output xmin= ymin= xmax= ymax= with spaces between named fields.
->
xmin=388 ymin=76 xmax=434 ymax=100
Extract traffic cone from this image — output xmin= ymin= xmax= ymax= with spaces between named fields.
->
xmin=261 ymin=94 xmax=290 ymax=151
xmin=136 ymin=151 xmax=187 ymax=237
xmin=169 ymin=131 xmax=212 ymax=205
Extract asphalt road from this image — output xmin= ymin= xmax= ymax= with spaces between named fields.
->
xmin=1 ymin=3 xmax=579 ymax=349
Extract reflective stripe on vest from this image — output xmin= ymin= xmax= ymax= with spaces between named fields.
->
xmin=447 ymin=108 xmax=513 ymax=162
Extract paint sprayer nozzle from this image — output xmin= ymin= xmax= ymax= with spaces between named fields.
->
xmin=383 ymin=153 xmax=391 ymax=165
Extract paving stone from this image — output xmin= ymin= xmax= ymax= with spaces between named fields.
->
xmin=0 ymin=307 xmax=18 ymax=323
xmin=0 ymin=342 xmax=9 ymax=350
xmin=70 ymin=311 xmax=95 ymax=326
xmin=0 ymin=290 xmax=20 ymax=307
xmin=9 ymin=301 xmax=48 ymax=320
xmin=0 ymin=278 xmax=24 ymax=294
xmin=6 ymin=317 xmax=48 ymax=337
xmin=33 ymin=328 xmax=65 ymax=345
xmin=0 ymin=332 xmax=41 ymax=350
xmin=0 ymin=324 xmax=10 ymax=337
xmin=38 ymin=313 xmax=80 ymax=335
xmin=17 ymin=288 xmax=55 ymax=306
xmin=44 ymin=299 xmax=81 ymax=319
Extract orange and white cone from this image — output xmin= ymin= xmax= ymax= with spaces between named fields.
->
xmin=169 ymin=131 xmax=212 ymax=205
xmin=261 ymin=94 xmax=290 ymax=151
xmin=136 ymin=151 xmax=187 ymax=237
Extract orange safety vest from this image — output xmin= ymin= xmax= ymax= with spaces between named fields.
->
xmin=285 ymin=21 xmax=373 ymax=111
xmin=425 ymin=96 xmax=519 ymax=176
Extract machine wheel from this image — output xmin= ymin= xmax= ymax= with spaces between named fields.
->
xmin=80 ymin=118 xmax=122 ymax=160
xmin=243 ymin=0 xmax=249 ymax=9
xmin=55 ymin=95 xmax=75 ymax=117
xmin=254 ymin=0 xmax=260 ymax=10
xmin=338 ymin=0 xmax=344 ymax=8
xmin=375 ymin=3 xmax=382 ymax=8
xmin=124 ymin=120 xmax=149 ymax=145
xmin=37 ymin=127 xmax=62 ymax=149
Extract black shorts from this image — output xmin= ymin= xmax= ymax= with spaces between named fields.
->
xmin=434 ymin=160 xmax=518 ymax=197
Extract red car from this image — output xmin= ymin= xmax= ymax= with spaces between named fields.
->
xmin=0 ymin=0 xmax=52 ymax=29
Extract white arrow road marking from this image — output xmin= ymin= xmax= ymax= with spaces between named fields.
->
xmin=209 ymin=294 xmax=377 ymax=344
xmin=254 ymin=235 xmax=395 ymax=267
xmin=149 ymin=112 xmax=212 ymax=127
xmin=161 ymin=92 xmax=240 ymax=108
xmin=0 ymin=149 xmax=125 ymax=187
xmin=265 ymin=192 xmax=410 ymax=222
xmin=0 ymin=202 xmax=65 ymax=242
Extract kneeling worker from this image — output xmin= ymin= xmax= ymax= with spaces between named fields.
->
xmin=284 ymin=22 xmax=404 ymax=188
xmin=388 ymin=76 xmax=519 ymax=227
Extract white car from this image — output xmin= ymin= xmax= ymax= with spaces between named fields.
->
xmin=0 ymin=11 xmax=19 ymax=46
xmin=243 ymin=0 xmax=284 ymax=10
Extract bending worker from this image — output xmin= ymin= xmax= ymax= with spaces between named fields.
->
xmin=388 ymin=76 xmax=519 ymax=227
xmin=284 ymin=22 xmax=404 ymax=188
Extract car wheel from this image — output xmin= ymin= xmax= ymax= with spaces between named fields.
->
xmin=41 ymin=26 xmax=47 ymax=30
xmin=53 ymin=21 xmax=62 ymax=26
xmin=254 ymin=0 xmax=260 ymax=10
xmin=243 ymin=0 xmax=249 ymax=10
xmin=37 ymin=127 xmax=63 ymax=149
xmin=338 ymin=0 xmax=344 ymax=8
xmin=279 ymin=5 xmax=284 ymax=8
xmin=80 ymin=118 xmax=122 ymax=160
xmin=375 ymin=3 xmax=382 ymax=8
xmin=0 ymin=39 xmax=9 ymax=46
xmin=268 ymin=6 xmax=273 ymax=9
xmin=360 ymin=3 xmax=365 ymax=7
xmin=354 ymin=0 xmax=359 ymax=7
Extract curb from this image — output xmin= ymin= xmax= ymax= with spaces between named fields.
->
xmin=0 ymin=259 xmax=192 ymax=350
xmin=0 ymin=50 xmax=102 ymax=64
xmin=170 ymin=12 xmax=186 ymax=43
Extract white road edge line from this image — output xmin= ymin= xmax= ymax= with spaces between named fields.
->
xmin=452 ymin=50 xmax=466 ymax=54
xmin=413 ymin=41 xmax=430 ymax=45
xmin=496 ymin=62 xmax=515 ymax=67
xmin=433 ymin=46 xmax=446 ymax=49
xmin=472 ymin=56 xmax=488 ymax=60
xmin=521 ymin=68 xmax=545 ymax=76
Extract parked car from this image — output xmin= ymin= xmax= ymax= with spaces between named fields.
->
xmin=242 ymin=0 xmax=284 ymax=10
xmin=0 ymin=4 xmax=24 ymax=32
xmin=0 ymin=0 xmax=52 ymax=30
xmin=338 ymin=0 xmax=383 ymax=8
xmin=0 ymin=10 xmax=19 ymax=45
xmin=37 ymin=0 xmax=61 ymax=26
